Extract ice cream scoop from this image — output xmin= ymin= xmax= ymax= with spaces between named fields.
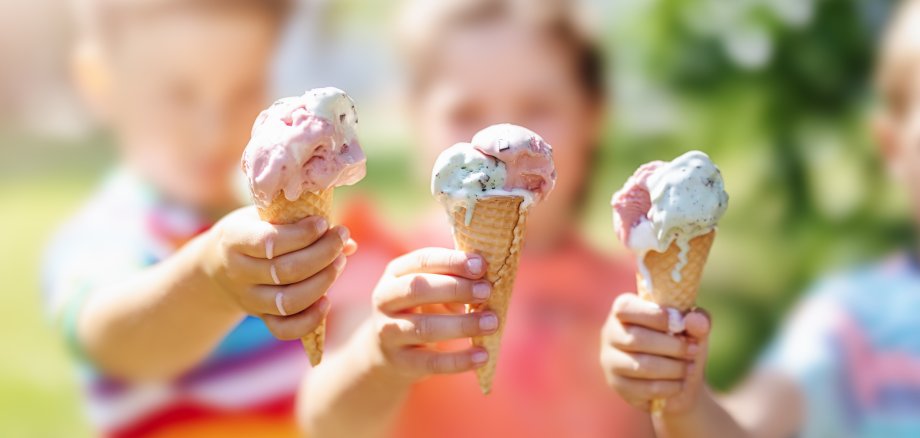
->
xmin=432 ymin=124 xmax=556 ymax=225
xmin=612 ymin=150 xmax=728 ymax=289
xmin=242 ymin=87 xmax=366 ymax=208
xmin=470 ymin=124 xmax=556 ymax=198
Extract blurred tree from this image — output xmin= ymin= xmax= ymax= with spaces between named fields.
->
xmin=602 ymin=0 xmax=913 ymax=388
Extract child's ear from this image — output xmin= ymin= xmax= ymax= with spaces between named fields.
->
xmin=873 ymin=111 xmax=906 ymax=181
xmin=71 ymin=39 xmax=112 ymax=123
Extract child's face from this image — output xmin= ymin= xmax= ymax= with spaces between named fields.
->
xmin=413 ymin=24 xmax=602 ymax=223
xmin=95 ymin=10 xmax=276 ymax=210
xmin=885 ymin=82 xmax=920 ymax=224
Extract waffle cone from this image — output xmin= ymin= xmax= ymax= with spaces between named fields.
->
xmin=449 ymin=196 xmax=528 ymax=395
xmin=635 ymin=230 xmax=715 ymax=415
xmin=636 ymin=231 xmax=715 ymax=312
xmin=257 ymin=189 xmax=334 ymax=366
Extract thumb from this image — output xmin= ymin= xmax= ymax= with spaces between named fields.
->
xmin=683 ymin=308 xmax=711 ymax=341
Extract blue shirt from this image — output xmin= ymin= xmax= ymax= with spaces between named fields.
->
xmin=762 ymin=253 xmax=920 ymax=437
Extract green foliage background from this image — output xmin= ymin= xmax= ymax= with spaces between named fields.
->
xmin=596 ymin=0 xmax=913 ymax=388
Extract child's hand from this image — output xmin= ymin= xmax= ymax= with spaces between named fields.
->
xmin=369 ymin=248 xmax=496 ymax=379
xmin=600 ymin=293 xmax=712 ymax=415
xmin=204 ymin=207 xmax=354 ymax=340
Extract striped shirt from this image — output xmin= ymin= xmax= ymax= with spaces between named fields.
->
xmin=42 ymin=170 xmax=304 ymax=437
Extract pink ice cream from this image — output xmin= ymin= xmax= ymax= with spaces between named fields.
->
xmin=470 ymin=124 xmax=556 ymax=201
xmin=242 ymin=87 xmax=366 ymax=207
xmin=611 ymin=161 xmax=664 ymax=244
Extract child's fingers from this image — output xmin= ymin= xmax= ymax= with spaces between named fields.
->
xmin=611 ymin=293 xmax=670 ymax=332
xmin=603 ymin=348 xmax=688 ymax=380
xmin=249 ymin=255 xmax=346 ymax=316
xmin=684 ymin=309 xmax=712 ymax=340
xmin=608 ymin=323 xmax=695 ymax=360
xmin=233 ymin=229 xmax=346 ymax=285
xmin=386 ymin=248 xmax=486 ymax=279
xmin=374 ymin=274 xmax=491 ymax=312
xmin=379 ymin=312 xmax=498 ymax=345
xmin=394 ymin=346 xmax=489 ymax=375
xmin=225 ymin=212 xmax=330 ymax=259
xmin=261 ymin=297 xmax=331 ymax=340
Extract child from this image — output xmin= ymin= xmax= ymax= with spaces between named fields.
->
xmin=300 ymin=0 xmax=653 ymax=437
xmin=600 ymin=1 xmax=920 ymax=437
xmin=44 ymin=0 xmax=354 ymax=435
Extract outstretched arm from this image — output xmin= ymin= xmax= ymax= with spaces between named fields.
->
xmin=601 ymin=293 xmax=804 ymax=438
xmin=78 ymin=207 xmax=349 ymax=381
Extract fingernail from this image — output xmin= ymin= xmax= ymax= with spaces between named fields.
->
xmin=479 ymin=313 xmax=498 ymax=331
xmin=315 ymin=218 xmax=328 ymax=233
xmin=687 ymin=343 xmax=699 ymax=356
xmin=471 ymin=350 xmax=488 ymax=364
xmin=336 ymin=226 xmax=350 ymax=243
xmin=467 ymin=257 xmax=483 ymax=275
xmin=333 ymin=255 xmax=347 ymax=270
xmin=270 ymin=264 xmax=280 ymax=285
xmin=265 ymin=237 xmax=274 ymax=260
xmin=275 ymin=292 xmax=287 ymax=316
xmin=472 ymin=282 xmax=491 ymax=300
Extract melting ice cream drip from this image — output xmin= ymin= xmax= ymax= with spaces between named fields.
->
xmin=612 ymin=151 xmax=728 ymax=291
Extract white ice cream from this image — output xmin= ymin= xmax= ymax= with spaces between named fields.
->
xmin=646 ymin=151 xmax=728 ymax=245
xmin=612 ymin=150 xmax=728 ymax=291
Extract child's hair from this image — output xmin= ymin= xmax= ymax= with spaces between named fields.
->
xmin=74 ymin=0 xmax=293 ymax=44
xmin=397 ymin=0 xmax=605 ymax=104
xmin=876 ymin=0 xmax=920 ymax=117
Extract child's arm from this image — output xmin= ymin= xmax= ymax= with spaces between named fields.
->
xmin=78 ymin=207 xmax=350 ymax=381
xmin=600 ymin=293 xmax=804 ymax=438
xmin=299 ymin=248 xmax=495 ymax=438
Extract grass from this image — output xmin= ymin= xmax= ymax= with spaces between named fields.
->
xmin=0 ymin=174 xmax=98 ymax=438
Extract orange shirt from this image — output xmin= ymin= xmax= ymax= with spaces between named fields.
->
xmin=327 ymin=199 xmax=653 ymax=438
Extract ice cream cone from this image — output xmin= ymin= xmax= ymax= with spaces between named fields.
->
xmin=635 ymin=230 xmax=715 ymax=415
xmin=449 ymin=196 xmax=528 ymax=395
xmin=256 ymin=188 xmax=334 ymax=366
